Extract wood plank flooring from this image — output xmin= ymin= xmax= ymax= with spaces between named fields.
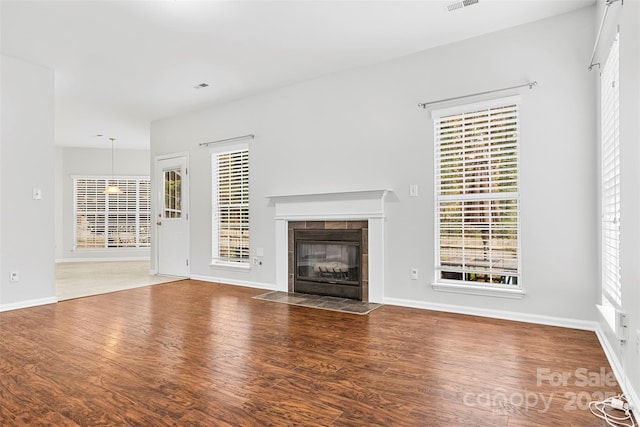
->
xmin=0 ymin=280 xmax=625 ymax=426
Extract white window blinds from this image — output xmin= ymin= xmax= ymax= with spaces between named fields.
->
xmin=433 ymin=97 xmax=521 ymax=287
xmin=74 ymin=177 xmax=151 ymax=249
xmin=212 ymin=146 xmax=250 ymax=264
xmin=601 ymin=35 xmax=621 ymax=309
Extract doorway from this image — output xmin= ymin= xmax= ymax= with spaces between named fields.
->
xmin=155 ymin=154 xmax=190 ymax=277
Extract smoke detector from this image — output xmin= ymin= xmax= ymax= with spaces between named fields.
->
xmin=444 ymin=0 xmax=479 ymax=12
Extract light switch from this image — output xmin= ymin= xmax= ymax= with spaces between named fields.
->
xmin=409 ymin=184 xmax=418 ymax=197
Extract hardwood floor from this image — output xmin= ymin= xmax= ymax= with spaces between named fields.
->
xmin=0 ymin=280 xmax=625 ymax=426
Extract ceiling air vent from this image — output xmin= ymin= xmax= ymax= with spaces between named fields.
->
xmin=444 ymin=0 xmax=479 ymax=12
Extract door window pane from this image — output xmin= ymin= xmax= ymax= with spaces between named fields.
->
xmin=164 ymin=169 xmax=182 ymax=219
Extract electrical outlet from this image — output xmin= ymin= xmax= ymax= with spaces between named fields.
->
xmin=10 ymin=271 xmax=19 ymax=282
xmin=616 ymin=311 xmax=629 ymax=342
xmin=410 ymin=268 xmax=418 ymax=280
xmin=252 ymin=257 xmax=259 ymax=266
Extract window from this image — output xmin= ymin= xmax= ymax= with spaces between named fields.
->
xmin=163 ymin=168 xmax=182 ymax=219
xmin=433 ymin=96 xmax=521 ymax=291
xmin=211 ymin=144 xmax=249 ymax=266
xmin=74 ymin=177 xmax=151 ymax=249
xmin=600 ymin=34 xmax=620 ymax=313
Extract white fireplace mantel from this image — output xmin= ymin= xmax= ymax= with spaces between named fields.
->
xmin=266 ymin=189 xmax=391 ymax=221
xmin=266 ymin=189 xmax=392 ymax=303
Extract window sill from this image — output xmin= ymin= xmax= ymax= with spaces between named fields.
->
xmin=210 ymin=261 xmax=251 ymax=271
xmin=432 ymin=282 xmax=526 ymax=299
xmin=72 ymin=247 xmax=150 ymax=252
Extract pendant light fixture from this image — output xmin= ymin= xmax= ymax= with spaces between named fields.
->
xmin=104 ymin=137 xmax=122 ymax=194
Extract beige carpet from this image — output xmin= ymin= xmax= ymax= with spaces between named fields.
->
xmin=56 ymin=260 xmax=181 ymax=301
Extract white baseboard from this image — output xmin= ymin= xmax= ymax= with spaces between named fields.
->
xmin=0 ymin=297 xmax=58 ymax=312
xmin=594 ymin=327 xmax=640 ymax=412
xmin=383 ymin=297 xmax=599 ymax=331
xmin=56 ymin=257 xmax=150 ymax=263
xmin=190 ymin=274 xmax=276 ymax=292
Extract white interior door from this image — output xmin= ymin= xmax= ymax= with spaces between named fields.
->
xmin=156 ymin=155 xmax=189 ymax=277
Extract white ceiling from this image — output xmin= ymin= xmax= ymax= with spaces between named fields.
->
xmin=1 ymin=0 xmax=594 ymax=149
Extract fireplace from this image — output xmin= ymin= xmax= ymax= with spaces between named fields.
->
xmin=288 ymin=221 xmax=368 ymax=301
xmin=267 ymin=189 xmax=391 ymax=304
xmin=294 ymin=228 xmax=362 ymax=299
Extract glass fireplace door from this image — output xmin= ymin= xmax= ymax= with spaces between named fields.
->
xmin=296 ymin=241 xmax=360 ymax=285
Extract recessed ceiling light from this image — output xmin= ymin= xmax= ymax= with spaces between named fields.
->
xmin=95 ymin=134 xmax=103 ymax=137
xmin=194 ymin=83 xmax=210 ymax=89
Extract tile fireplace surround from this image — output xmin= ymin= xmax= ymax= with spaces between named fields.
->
xmin=266 ymin=189 xmax=391 ymax=304
xmin=288 ymin=220 xmax=368 ymax=300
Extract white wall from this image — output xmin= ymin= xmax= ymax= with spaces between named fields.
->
xmin=54 ymin=147 xmax=64 ymax=260
xmin=1 ymin=54 xmax=56 ymax=310
xmin=57 ymin=147 xmax=151 ymax=261
xmin=151 ymin=7 xmax=597 ymax=322
xmin=594 ymin=0 xmax=640 ymax=409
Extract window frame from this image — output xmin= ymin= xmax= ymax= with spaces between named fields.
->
xmin=598 ymin=34 xmax=621 ymax=330
xmin=210 ymin=141 xmax=250 ymax=268
xmin=73 ymin=175 xmax=151 ymax=251
xmin=431 ymin=96 xmax=524 ymax=299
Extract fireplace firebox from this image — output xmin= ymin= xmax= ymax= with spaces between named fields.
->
xmin=294 ymin=229 xmax=362 ymax=300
